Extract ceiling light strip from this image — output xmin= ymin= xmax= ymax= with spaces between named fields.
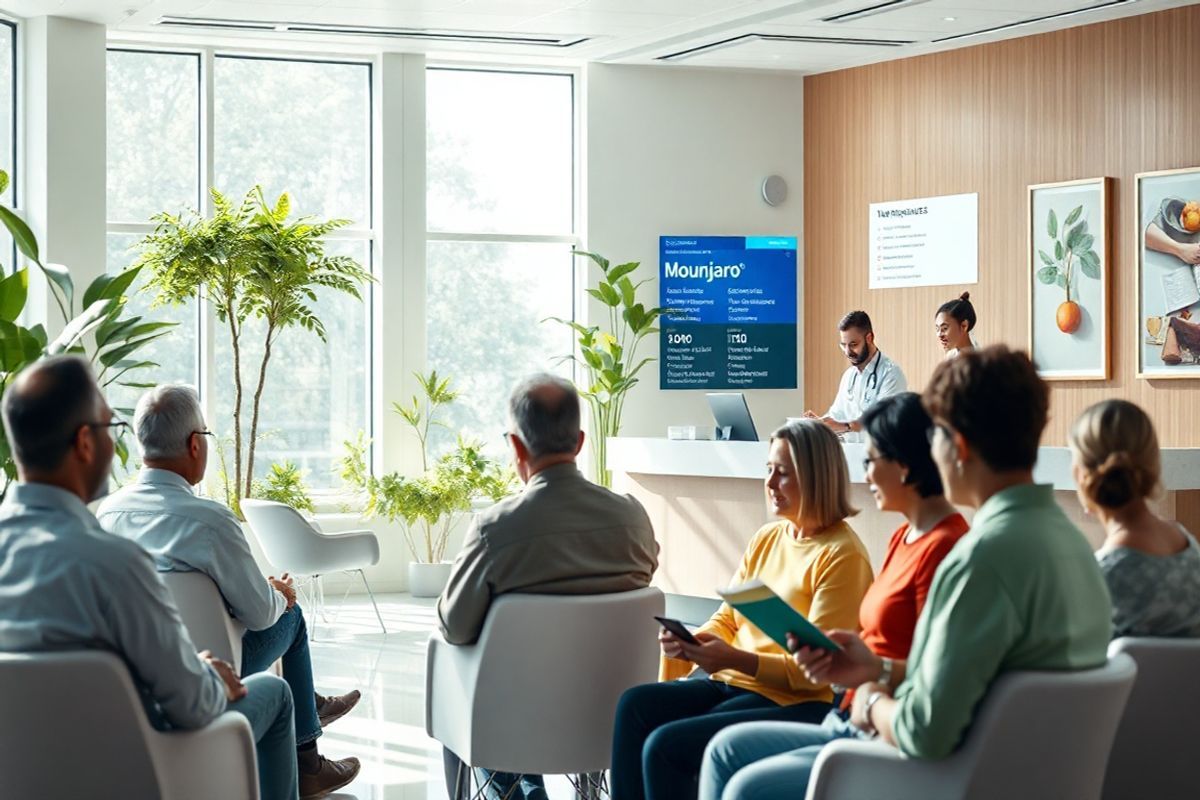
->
xmin=822 ymin=0 xmax=932 ymax=24
xmin=658 ymin=33 xmax=912 ymax=61
xmin=156 ymin=16 xmax=589 ymax=48
xmin=931 ymin=0 xmax=1137 ymax=44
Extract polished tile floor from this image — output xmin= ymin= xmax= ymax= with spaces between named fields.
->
xmin=308 ymin=594 xmax=582 ymax=800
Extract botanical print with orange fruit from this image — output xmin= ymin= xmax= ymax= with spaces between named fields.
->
xmin=1036 ymin=204 xmax=1100 ymax=334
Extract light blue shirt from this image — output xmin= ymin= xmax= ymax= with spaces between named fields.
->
xmin=97 ymin=468 xmax=285 ymax=632
xmin=0 ymin=482 xmax=227 ymax=729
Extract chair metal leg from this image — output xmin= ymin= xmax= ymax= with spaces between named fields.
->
xmin=357 ymin=569 xmax=387 ymax=634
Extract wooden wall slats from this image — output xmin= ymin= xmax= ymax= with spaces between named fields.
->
xmin=804 ymin=6 xmax=1200 ymax=447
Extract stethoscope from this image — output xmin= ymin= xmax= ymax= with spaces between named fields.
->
xmin=846 ymin=350 xmax=883 ymax=401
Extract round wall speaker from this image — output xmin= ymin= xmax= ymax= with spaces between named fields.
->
xmin=761 ymin=175 xmax=788 ymax=207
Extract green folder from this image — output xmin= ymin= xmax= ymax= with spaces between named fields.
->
xmin=717 ymin=579 xmax=841 ymax=651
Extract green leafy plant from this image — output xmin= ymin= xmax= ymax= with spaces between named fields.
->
xmin=0 ymin=169 xmax=174 ymax=498
xmin=135 ymin=186 xmax=374 ymax=510
xmin=546 ymin=251 xmax=664 ymax=487
xmin=1036 ymin=204 xmax=1100 ymax=334
xmin=252 ymin=460 xmax=315 ymax=515
xmin=338 ymin=371 xmax=515 ymax=563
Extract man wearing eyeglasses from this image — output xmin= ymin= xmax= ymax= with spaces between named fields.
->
xmin=805 ymin=310 xmax=907 ymax=443
xmin=97 ymin=383 xmax=361 ymax=799
xmin=0 ymin=356 xmax=298 ymax=800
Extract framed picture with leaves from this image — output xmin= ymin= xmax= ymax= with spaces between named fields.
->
xmin=1027 ymin=177 xmax=1112 ymax=380
xmin=1135 ymin=167 xmax=1200 ymax=379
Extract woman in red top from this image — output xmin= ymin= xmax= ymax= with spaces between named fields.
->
xmin=699 ymin=392 xmax=969 ymax=800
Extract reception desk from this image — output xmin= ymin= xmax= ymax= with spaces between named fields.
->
xmin=609 ymin=437 xmax=1200 ymax=598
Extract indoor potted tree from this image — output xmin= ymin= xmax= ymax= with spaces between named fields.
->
xmin=135 ymin=186 xmax=373 ymax=515
xmin=339 ymin=371 xmax=514 ymax=597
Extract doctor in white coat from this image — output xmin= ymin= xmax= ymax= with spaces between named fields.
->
xmin=806 ymin=310 xmax=907 ymax=443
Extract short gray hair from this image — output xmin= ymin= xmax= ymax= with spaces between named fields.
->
xmin=134 ymin=384 xmax=207 ymax=460
xmin=508 ymin=373 xmax=580 ymax=459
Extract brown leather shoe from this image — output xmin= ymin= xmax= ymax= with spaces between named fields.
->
xmin=299 ymin=754 xmax=361 ymax=799
xmin=315 ymin=690 xmax=361 ymax=728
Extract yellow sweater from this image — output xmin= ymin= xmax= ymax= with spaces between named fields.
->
xmin=662 ymin=519 xmax=874 ymax=706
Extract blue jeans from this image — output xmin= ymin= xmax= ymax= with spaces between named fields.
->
xmin=242 ymin=605 xmax=321 ymax=745
xmin=610 ymin=678 xmax=834 ymax=800
xmin=442 ymin=747 xmax=547 ymax=800
xmin=699 ymin=709 xmax=873 ymax=800
xmin=229 ymin=673 xmax=300 ymax=800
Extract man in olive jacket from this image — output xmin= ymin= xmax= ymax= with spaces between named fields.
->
xmin=437 ymin=372 xmax=659 ymax=799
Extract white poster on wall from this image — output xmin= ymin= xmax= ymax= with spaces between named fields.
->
xmin=869 ymin=193 xmax=978 ymax=289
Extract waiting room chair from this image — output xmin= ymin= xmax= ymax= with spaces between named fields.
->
xmin=1102 ymin=637 xmax=1200 ymax=800
xmin=0 ymin=650 xmax=258 ymax=799
xmin=242 ymin=499 xmax=386 ymax=635
xmin=161 ymin=569 xmax=247 ymax=673
xmin=805 ymin=653 xmax=1137 ymax=800
xmin=426 ymin=587 xmax=665 ymax=797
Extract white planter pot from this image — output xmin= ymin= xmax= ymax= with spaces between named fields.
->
xmin=408 ymin=561 xmax=453 ymax=598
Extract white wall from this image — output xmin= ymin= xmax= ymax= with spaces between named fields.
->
xmin=23 ymin=16 xmax=107 ymax=334
xmin=585 ymin=64 xmax=805 ymax=439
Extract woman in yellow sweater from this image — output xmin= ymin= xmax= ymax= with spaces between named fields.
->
xmin=609 ymin=419 xmax=874 ymax=800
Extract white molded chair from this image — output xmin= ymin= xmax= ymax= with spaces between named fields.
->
xmin=241 ymin=499 xmax=386 ymax=634
xmin=426 ymin=588 xmax=664 ymax=793
xmin=1103 ymin=637 xmax=1200 ymax=800
xmin=0 ymin=650 xmax=258 ymax=799
xmin=805 ymin=653 xmax=1137 ymax=800
xmin=160 ymin=570 xmax=247 ymax=673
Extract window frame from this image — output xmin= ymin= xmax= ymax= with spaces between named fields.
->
xmin=423 ymin=63 xmax=583 ymax=445
xmin=104 ymin=44 xmax=377 ymax=496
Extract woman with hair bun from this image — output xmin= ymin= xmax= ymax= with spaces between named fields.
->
xmin=934 ymin=292 xmax=976 ymax=358
xmin=1069 ymin=399 xmax=1200 ymax=638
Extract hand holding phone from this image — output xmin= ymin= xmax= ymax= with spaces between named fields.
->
xmin=654 ymin=616 xmax=700 ymax=645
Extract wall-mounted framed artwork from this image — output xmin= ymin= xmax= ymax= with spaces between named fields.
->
xmin=1028 ymin=177 xmax=1112 ymax=380
xmin=1136 ymin=167 xmax=1200 ymax=379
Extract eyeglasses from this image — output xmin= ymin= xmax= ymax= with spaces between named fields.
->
xmin=83 ymin=420 xmax=130 ymax=442
xmin=192 ymin=429 xmax=215 ymax=440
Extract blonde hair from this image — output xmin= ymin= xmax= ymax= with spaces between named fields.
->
xmin=1068 ymin=400 xmax=1161 ymax=510
xmin=769 ymin=419 xmax=857 ymax=528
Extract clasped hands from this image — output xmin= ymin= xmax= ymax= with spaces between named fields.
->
xmin=268 ymin=572 xmax=296 ymax=609
xmin=199 ymin=649 xmax=247 ymax=702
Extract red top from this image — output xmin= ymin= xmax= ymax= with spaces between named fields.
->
xmin=859 ymin=513 xmax=970 ymax=659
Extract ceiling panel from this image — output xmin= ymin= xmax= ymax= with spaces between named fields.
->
xmin=666 ymin=34 xmax=903 ymax=72
xmin=15 ymin=0 xmax=1184 ymax=73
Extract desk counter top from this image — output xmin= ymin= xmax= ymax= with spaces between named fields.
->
xmin=608 ymin=437 xmax=1200 ymax=492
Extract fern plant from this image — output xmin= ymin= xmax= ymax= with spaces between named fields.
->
xmin=252 ymin=460 xmax=315 ymax=515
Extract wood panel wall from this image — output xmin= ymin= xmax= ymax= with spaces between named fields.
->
xmin=803 ymin=5 xmax=1200 ymax=448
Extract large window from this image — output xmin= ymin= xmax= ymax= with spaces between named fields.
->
xmin=425 ymin=68 xmax=577 ymax=455
xmin=106 ymin=49 xmax=372 ymax=491
xmin=0 ymin=20 xmax=17 ymax=270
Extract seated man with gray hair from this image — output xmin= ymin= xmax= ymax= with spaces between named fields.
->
xmin=0 ymin=357 xmax=297 ymax=800
xmin=97 ymin=384 xmax=361 ymax=799
xmin=439 ymin=373 xmax=660 ymax=800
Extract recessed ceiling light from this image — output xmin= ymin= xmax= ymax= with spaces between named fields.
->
xmin=943 ymin=16 xmax=956 ymax=21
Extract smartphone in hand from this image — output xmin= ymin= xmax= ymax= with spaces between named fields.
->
xmin=654 ymin=616 xmax=701 ymax=645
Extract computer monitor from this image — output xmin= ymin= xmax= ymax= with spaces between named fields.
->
xmin=706 ymin=392 xmax=759 ymax=442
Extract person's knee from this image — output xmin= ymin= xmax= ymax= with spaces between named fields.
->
xmin=703 ymin=726 xmax=742 ymax=777
xmin=291 ymin=605 xmax=307 ymax=635
xmin=265 ymin=673 xmax=294 ymax=716
xmin=722 ymin=767 xmax=772 ymax=800
xmin=642 ymin=725 xmax=675 ymax=767
xmin=615 ymin=682 xmax=659 ymax=729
